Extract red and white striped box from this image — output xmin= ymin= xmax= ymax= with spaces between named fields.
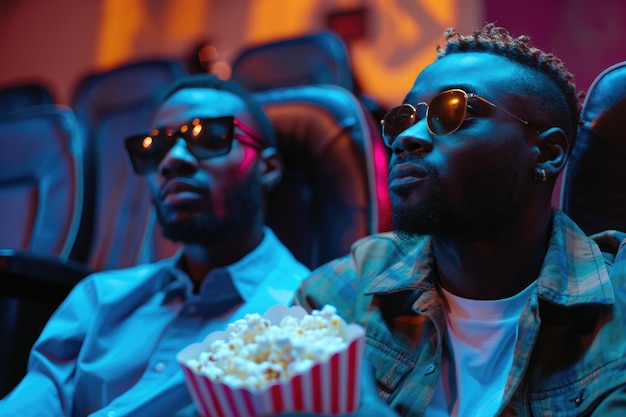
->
xmin=177 ymin=305 xmax=366 ymax=417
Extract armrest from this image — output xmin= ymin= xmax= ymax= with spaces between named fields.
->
xmin=0 ymin=249 xmax=93 ymax=397
xmin=0 ymin=249 xmax=93 ymax=304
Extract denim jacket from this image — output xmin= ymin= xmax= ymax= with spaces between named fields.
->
xmin=298 ymin=211 xmax=626 ymax=416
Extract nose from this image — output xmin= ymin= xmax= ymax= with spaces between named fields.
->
xmin=390 ymin=121 xmax=434 ymax=156
xmin=158 ymin=137 xmax=198 ymax=177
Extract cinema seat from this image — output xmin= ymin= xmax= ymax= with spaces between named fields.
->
xmin=560 ymin=61 xmax=626 ymax=235
xmin=0 ymin=82 xmax=54 ymax=114
xmin=70 ymin=59 xmax=188 ymax=271
xmin=0 ymin=105 xmax=91 ymax=397
xmin=255 ymin=84 xmax=392 ymax=268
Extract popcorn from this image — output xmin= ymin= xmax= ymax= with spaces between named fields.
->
xmin=188 ymin=305 xmax=349 ymax=390
xmin=177 ymin=304 xmax=366 ymax=417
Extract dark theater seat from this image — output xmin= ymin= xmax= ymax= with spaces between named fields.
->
xmin=230 ymin=30 xmax=387 ymax=122
xmin=255 ymin=84 xmax=392 ymax=268
xmin=560 ymin=61 xmax=626 ymax=235
xmin=0 ymin=82 xmax=54 ymax=114
xmin=231 ymin=31 xmax=354 ymax=93
xmin=229 ymin=31 xmax=391 ymax=267
xmin=71 ymin=59 xmax=189 ymax=271
xmin=0 ymin=105 xmax=92 ymax=397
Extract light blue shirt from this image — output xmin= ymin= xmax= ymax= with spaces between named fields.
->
xmin=0 ymin=227 xmax=310 ymax=417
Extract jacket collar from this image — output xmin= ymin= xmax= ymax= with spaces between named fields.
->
xmin=365 ymin=211 xmax=614 ymax=307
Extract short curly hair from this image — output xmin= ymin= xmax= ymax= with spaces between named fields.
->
xmin=437 ymin=23 xmax=582 ymax=151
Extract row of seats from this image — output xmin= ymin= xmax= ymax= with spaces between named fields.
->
xmin=0 ymin=31 xmax=392 ymax=396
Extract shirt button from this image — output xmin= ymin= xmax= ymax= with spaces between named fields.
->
xmin=154 ymin=361 xmax=167 ymax=373
xmin=424 ymin=364 xmax=436 ymax=375
xmin=574 ymin=390 xmax=585 ymax=407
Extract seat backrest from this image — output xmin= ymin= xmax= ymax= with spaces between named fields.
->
xmin=231 ymin=31 xmax=354 ymax=93
xmin=0 ymin=82 xmax=55 ymax=114
xmin=254 ymin=84 xmax=391 ymax=269
xmin=559 ymin=61 xmax=626 ymax=235
xmin=71 ymin=59 xmax=188 ymax=271
xmin=0 ymin=105 xmax=83 ymax=258
xmin=0 ymin=104 xmax=85 ymax=397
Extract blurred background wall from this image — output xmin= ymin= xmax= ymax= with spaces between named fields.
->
xmin=1 ymin=0 xmax=624 ymax=106
xmin=3 ymin=0 xmax=476 ymax=107
xmin=484 ymin=0 xmax=626 ymax=101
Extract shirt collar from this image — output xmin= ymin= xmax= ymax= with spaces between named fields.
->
xmin=158 ymin=227 xmax=283 ymax=304
xmin=537 ymin=210 xmax=613 ymax=306
xmin=365 ymin=211 xmax=614 ymax=307
xmin=226 ymin=226 xmax=284 ymax=301
xmin=365 ymin=235 xmax=435 ymax=295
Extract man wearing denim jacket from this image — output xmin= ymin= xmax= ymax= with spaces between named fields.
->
xmin=296 ymin=24 xmax=626 ymax=417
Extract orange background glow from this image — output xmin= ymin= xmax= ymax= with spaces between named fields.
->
xmin=0 ymin=0 xmax=482 ymax=108
xmin=94 ymin=0 xmax=481 ymax=107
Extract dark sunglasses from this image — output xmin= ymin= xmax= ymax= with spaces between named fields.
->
xmin=124 ymin=116 xmax=266 ymax=175
xmin=381 ymin=88 xmax=540 ymax=147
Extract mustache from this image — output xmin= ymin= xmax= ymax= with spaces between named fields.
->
xmin=388 ymin=155 xmax=438 ymax=177
xmin=159 ymin=177 xmax=208 ymax=199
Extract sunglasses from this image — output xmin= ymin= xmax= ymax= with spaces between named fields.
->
xmin=381 ymin=89 xmax=540 ymax=147
xmin=124 ymin=116 xmax=266 ymax=175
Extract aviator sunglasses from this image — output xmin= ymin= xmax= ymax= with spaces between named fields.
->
xmin=124 ymin=116 xmax=266 ymax=175
xmin=381 ymin=89 xmax=540 ymax=147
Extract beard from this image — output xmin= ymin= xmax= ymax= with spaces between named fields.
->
xmin=392 ymin=155 xmax=525 ymax=240
xmin=155 ymin=173 xmax=263 ymax=245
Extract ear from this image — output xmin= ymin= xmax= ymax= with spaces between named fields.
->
xmin=535 ymin=127 xmax=569 ymax=177
xmin=258 ymin=147 xmax=284 ymax=191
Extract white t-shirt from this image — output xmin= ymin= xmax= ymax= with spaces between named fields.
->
xmin=425 ymin=280 xmax=537 ymax=417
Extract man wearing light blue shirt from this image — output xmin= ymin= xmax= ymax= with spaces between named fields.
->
xmin=0 ymin=74 xmax=310 ymax=416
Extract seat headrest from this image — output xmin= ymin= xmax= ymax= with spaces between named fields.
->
xmin=72 ymin=59 xmax=188 ymax=120
xmin=579 ymin=62 xmax=626 ymax=157
xmin=70 ymin=59 xmax=188 ymax=270
xmin=0 ymin=83 xmax=54 ymax=113
xmin=231 ymin=31 xmax=354 ymax=93
xmin=560 ymin=61 xmax=626 ymax=235
xmin=252 ymin=84 xmax=385 ymax=268
xmin=0 ymin=105 xmax=83 ymax=259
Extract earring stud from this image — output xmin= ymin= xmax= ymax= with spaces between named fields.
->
xmin=264 ymin=177 xmax=277 ymax=190
xmin=533 ymin=168 xmax=547 ymax=182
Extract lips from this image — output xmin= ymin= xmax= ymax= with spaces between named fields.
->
xmin=388 ymin=162 xmax=429 ymax=190
xmin=160 ymin=178 xmax=206 ymax=206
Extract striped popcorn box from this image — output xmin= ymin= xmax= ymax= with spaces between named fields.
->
xmin=177 ymin=304 xmax=366 ymax=417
